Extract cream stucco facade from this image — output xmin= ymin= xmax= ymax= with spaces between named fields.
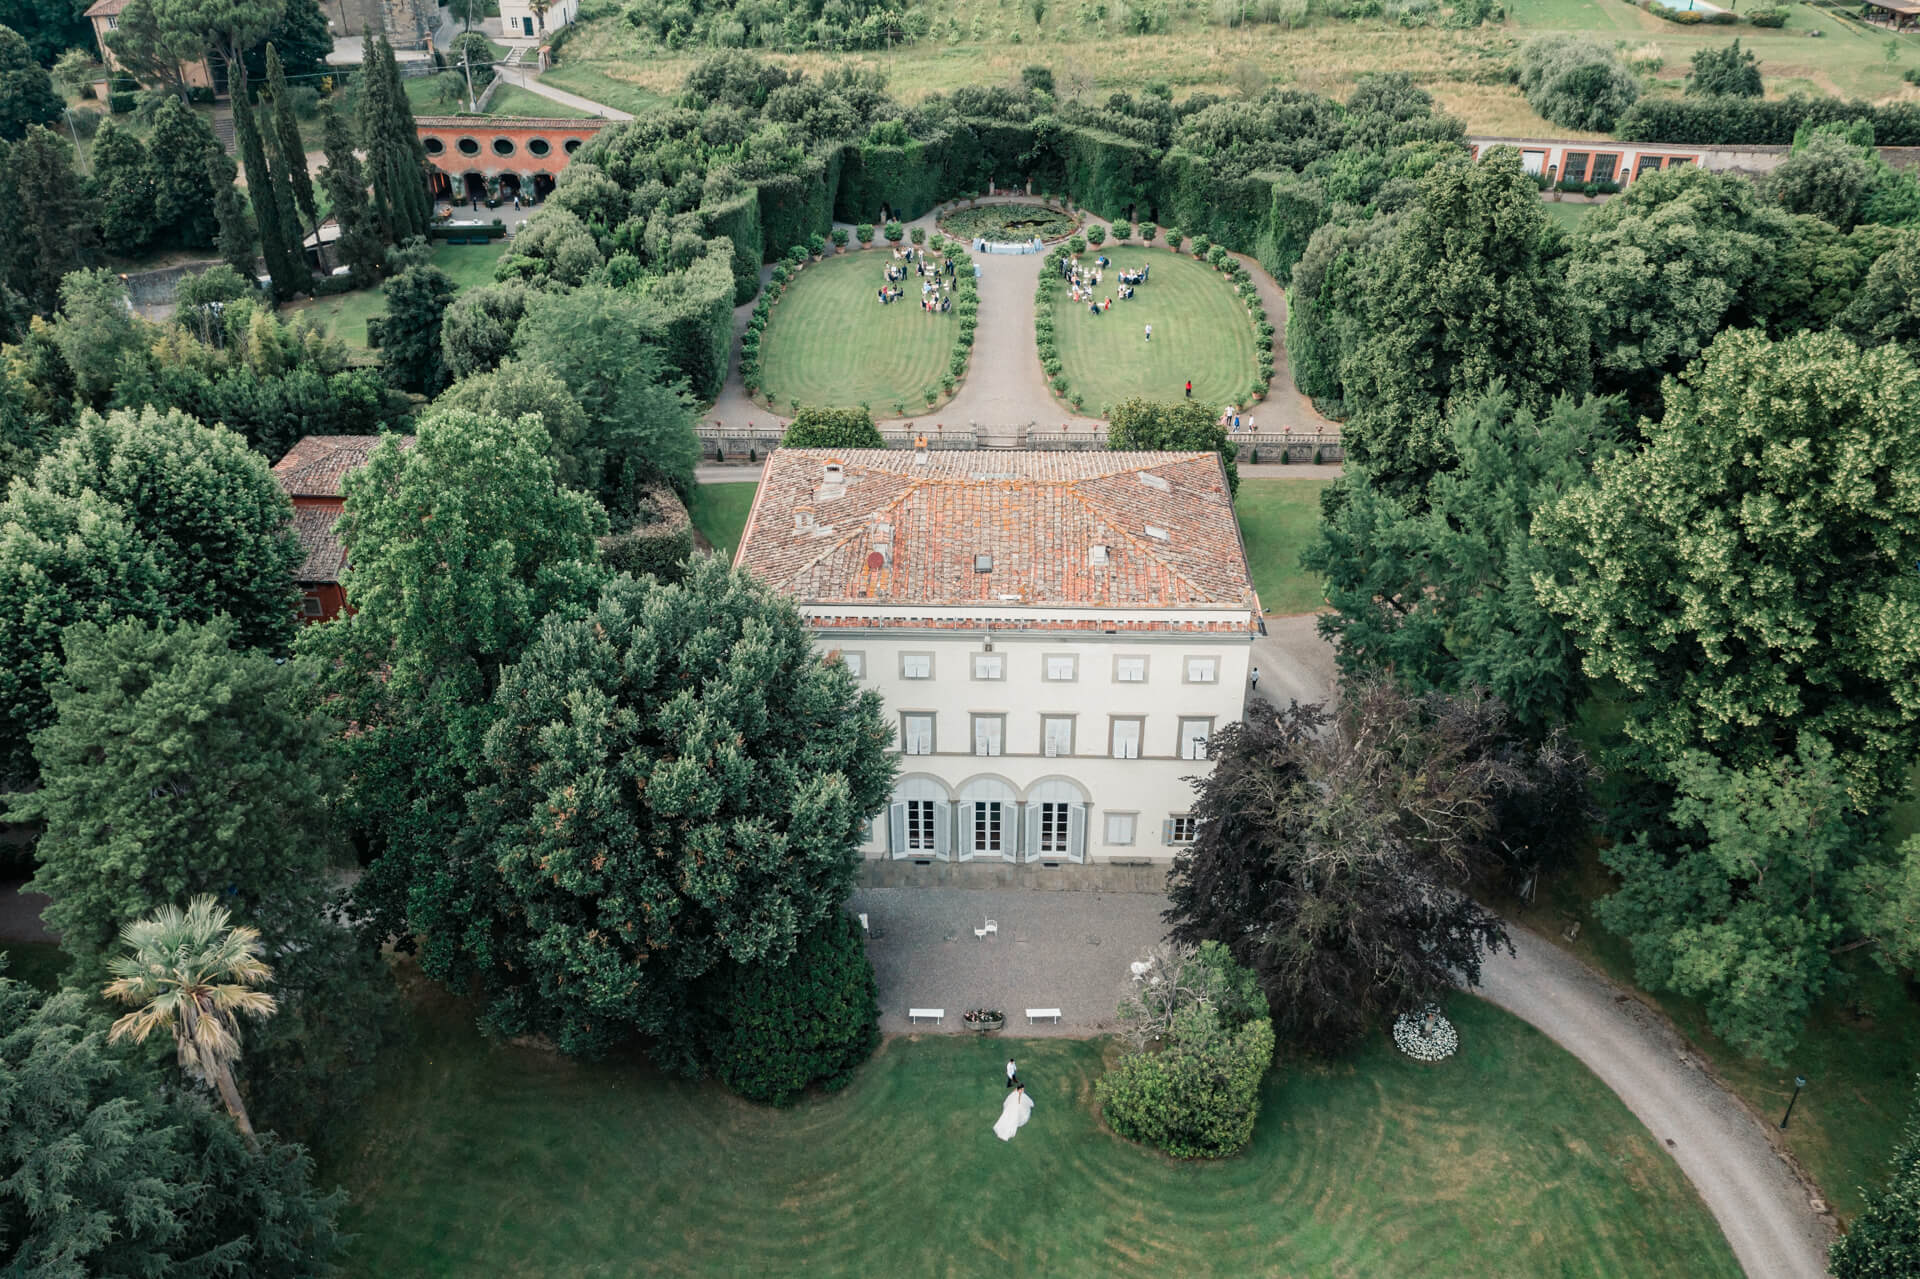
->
xmin=818 ymin=616 xmax=1253 ymax=863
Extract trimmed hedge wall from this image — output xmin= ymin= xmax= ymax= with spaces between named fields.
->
xmin=642 ymin=249 xmax=737 ymax=402
xmin=754 ymin=153 xmax=833 ymax=262
xmin=837 ymin=137 xmax=945 ymax=222
xmin=1060 ymin=126 xmax=1157 ymax=221
xmin=701 ymin=190 xmax=765 ymax=304
xmin=1616 ymin=95 xmax=1920 ymax=146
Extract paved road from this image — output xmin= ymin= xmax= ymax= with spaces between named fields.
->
xmin=1479 ymin=934 xmax=1833 ymax=1279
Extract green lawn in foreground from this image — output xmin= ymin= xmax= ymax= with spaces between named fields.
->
xmin=689 ymin=481 xmax=757 ymax=561
xmin=757 ymin=250 xmax=958 ymax=412
xmin=283 ymin=242 xmax=508 ymax=349
xmin=1046 ymin=247 xmax=1260 ymax=414
xmin=1235 ymin=477 xmax=1330 ymax=615
xmin=332 ymin=993 xmax=1738 ymax=1277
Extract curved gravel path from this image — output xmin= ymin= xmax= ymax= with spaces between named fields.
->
xmin=1251 ymin=619 xmax=1835 ymax=1279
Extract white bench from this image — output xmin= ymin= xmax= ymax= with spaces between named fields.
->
xmin=1026 ymin=1008 xmax=1062 ymax=1025
xmin=908 ymin=1007 xmax=944 ymax=1026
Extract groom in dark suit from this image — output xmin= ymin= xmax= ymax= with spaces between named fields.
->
xmin=1006 ymin=1058 xmax=1019 ymax=1089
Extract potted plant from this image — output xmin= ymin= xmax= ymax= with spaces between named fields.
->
xmin=964 ymin=1008 xmax=1006 ymax=1032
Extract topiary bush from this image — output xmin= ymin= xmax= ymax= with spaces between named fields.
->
xmin=1192 ymin=234 xmax=1212 ymax=257
xmin=807 ymin=232 xmax=826 ymax=257
xmin=1164 ymin=228 xmax=1183 ymax=252
xmin=781 ymin=406 xmax=885 ymax=448
xmin=1068 ymin=235 xmax=1087 ymax=254
xmin=831 ymin=226 xmax=849 ymax=249
xmin=1088 ymin=225 xmax=1106 ymax=246
xmin=1113 ymin=221 xmax=1131 ymax=240
xmin=856 ymin=223 xmax=874 ymax=244
xmin=702 ymin=912 xmax=880 ymax=1106
xmin=910 ymin=226 xmax=926 ymax=244
xmin=1140 ymin=221 xmax=1157 ymax=242
xmin=883 ymin=219 xmax=904 ymax=242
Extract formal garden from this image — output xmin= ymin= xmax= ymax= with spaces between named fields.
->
xmin=749 ymin=244 xmax=975 ymax=414
xmin=1039 ymin=239 xmax=1264 ymax=415
xmin=938 ymin=201 xmax=1079 ymax=244
xmin=325 ymin=978 xmax=1738 ymax=1278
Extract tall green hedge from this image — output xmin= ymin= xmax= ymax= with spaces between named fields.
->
xmin=642 ymin=249 xmax=736 ymax=402
xmin=1060 ymin=126 xmax=1158 ymax=222
xmin=1616 ymin=95 xmax=1920 ymax=146
xmin=1257 ymin=171 xmax=1331 ymax=283
xmin=836 ymin=136 xmax=948 ymax=222
xmin=701 ymin=189 xmax=765 ymax=304
xmin=1159 ymin=151 xmax=1279 ymax=259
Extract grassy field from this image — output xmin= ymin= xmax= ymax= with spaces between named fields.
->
xmin=756 ymin=250 xmax=959 ymax=412
xmin=690 ymin=481 xmax=758 ymax=560
xmin=485 ymin=83 xmax=595 ymax=117
xmin=282 ymin=242 xmax=508 ymax=350
xmin=331 ymin=990 xmax=1738 ymax=1277
xmin=1544 ymin=199 xmax=1604 ymax=230
xmin=1234 ymin=477 xmax=1331 ymax=616
xmin=1045 ymin=248 xmax=1259 ymax=413
xmin=541 ymin=5 xmax=1920 ymax=137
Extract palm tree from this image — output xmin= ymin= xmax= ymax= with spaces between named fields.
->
xmin=531 ymin=0 xmax=552 ymax=33
xmin=103 ymin=896 xmax=278 ymax=1150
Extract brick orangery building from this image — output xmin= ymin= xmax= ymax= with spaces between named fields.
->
xmin=416 ymin=116 xmax=611 ymax=207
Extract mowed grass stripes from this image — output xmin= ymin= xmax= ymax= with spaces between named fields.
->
xmin=334 ymin=994 xmax=1739 ymax=1278
xmin=1047 ymin=247 xmax=1260 ymax=412
xmin=758 ymin=250 xmax=959 ymax=411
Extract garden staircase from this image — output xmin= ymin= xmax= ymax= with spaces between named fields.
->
xmin=212 ymin=106 xmax=236 ymax=155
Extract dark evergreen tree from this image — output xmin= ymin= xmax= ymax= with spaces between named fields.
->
xmin=0 ymin=22 xmax=59 ymax=141
xmin=147 ymin=95 xmax=223 ymax=247
xmin=232 ymin=86 xmax=299 ymax=300
xmin=0 ymin=126 xmax=97 ymax=314
xmin=210 ymin=151 xmax=258 ymax=281
xmin=90 ymin=119 xmax=159 ymax=257
xmin=357 ymin=37 xmax=430 ymax=246
xmin=264 ymin=44 xmax=316 ymax=231
xmin=318 ymin=104 xmax=381 ymax=285
xmin=378 ymin=255 xmax=456 ymax=394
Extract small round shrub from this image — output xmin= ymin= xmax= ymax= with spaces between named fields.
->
xmin=1139 ymin=222 xmax=1157 ymax=242
xmin=831 ymin=226 xmax=849 ymax=248
xmin=1088 ymin=225 xmax=1106 ymax=246
xmin=807 ymin=232 xmax=826 ymax=257
xmin=1192 ymin=234 xmax=1212 ymax=257
xmin=910 ymin=226 xmax=926 ymax=244
xmin=1113 ymin=221 xmax=1131 ymax=240
xmin=1164 ymin=228 xmax=1183 ymax=251
xmin=856 ymin=223 xmax=875 ymax=244
xmin=1068 ymin=236 xmax=1087 ymax=255
xmin=883 ymin=219 xmax=904 ymax=242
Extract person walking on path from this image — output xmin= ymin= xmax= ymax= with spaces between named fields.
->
xmin=1145 ymin=323 xmax=1152 ymax=342
xmin=1184 ymin=380 xmax=1191 ymax=398
xmin=1250 ymin=665 xmax=1260 ymax=694
xmin=1006 ymin=1058 xmax=1019 ymax=1089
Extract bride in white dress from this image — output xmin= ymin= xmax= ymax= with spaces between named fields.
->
xmin=994 ymin=1084 xmax=1034 ymax=1141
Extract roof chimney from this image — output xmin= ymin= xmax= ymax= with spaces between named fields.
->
xmin=818 ymin=461 xmax=846 ymax=501
xmin=913 ymin=435 xmax=929 ymax=465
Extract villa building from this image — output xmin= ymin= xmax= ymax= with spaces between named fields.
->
xmin=735 ymin=448 xmax=1260 ymax=867
xmin=272 ymin=433 xmax=412 ymax=622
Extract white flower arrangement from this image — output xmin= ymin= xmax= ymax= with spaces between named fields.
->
xmin=1392 ymin=1004 xmax=1459 ymax=1062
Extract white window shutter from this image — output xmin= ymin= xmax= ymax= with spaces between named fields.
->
xmin=933 ymin=801 xmax=951 ymax=857
xmin=1069 ymin=803 xmax=1087 ymax=863
xmin=1162 ymin=817 xmax=1174 ymax=846
xmin=888 ymin=802 xmax=907 ymax=858
xmin=1024 ymin=804 xmax=1040 ymax=861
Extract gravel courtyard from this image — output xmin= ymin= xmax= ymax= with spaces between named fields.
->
xmin=847 ymin=886 xmax=1170 ymax=1037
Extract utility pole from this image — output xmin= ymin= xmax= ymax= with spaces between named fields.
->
xmin=462 ymin=42 xmax=476 ymax=113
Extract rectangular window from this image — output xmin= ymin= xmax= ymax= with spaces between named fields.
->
xmin=1044 ymin=654 xmax=1077 ymax=682
xmin=901 ymin=713 xmax=934 ymax=756
xmin=974 ymin=801 xmax=1004 ymax=854
xmin=1591 ymin=153 xmax=1618 ymax=183
xmin=840 ymin=651 xmax=865 ymax=679
xmin=1666 ymin=155 xmax=1693 ymax=169
xmin=1179 ymin=717 xmax=1213 ymax=761
xmin=972 ymin=714 xmax=1004 ymax=757
xmin=1184 ymin=656 xmax=1218 ymax=684
xmin=1104 ymin=812 xmax=1137 ymax=846
xmin=972 ymin=652 xmax=1004 ymax=681
xmin=1110 ymin=717 xmax=1143 ymax=760
xmin=1636 ymin=155 xmax=1663 ymax=180
xmin=901 ymin=653 xmax=932 ymax=680
xmin=299 ymin=595 xmax=324 ymax=617
xmin=1562 ymin=151 xmax=1589 ymax=183
xmin=1114 ymin=656 xmax=1147 ymax=683
xmin=906 ymin=799 xmax=936 ymax=851
xmin=1042 ymin=716 xmax=1074 ymax=758
xmin=1038 ymin=802 xmax=1071 ymax=856
xmin=1166 ymin=815 xmax=1198 ymax=844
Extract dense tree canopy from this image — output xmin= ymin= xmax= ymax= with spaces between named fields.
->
xmin=1687 ymin=40 xmax=1763 ymax=98
xmin=1339 ymin=150 xmax=1588 ymax=497
xmin=445 ymin=561 xmax=895 ymax=1057
xmin=1105 ymin=397 xmax=1239 ymax=495
xmin=1535 ymin=328 xmax=1920 ymax=805
xmin=0 ymin=24 xmax=60 ymax=142
xmin=1518 ymin=36 xmax=1640 ymax=133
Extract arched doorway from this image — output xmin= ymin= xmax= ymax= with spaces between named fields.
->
xmin=886 ymin=776 xmax=950 ymax=860
xmin=1024 ymin=778 xmax=1089 ymax=864
xmin=498 ymin=172 xmax=522 ymax=201
xmin=956 ymin=776 xmax=1017 ymax=863
xmin=461 ymin=171 xmax=486 ymax=204
xmin=428 ymin=170 xmax=453 ymax=202
xmin=531 ymin=171 xmax=555 ymax=201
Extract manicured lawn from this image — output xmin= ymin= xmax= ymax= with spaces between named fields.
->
xmin=1044 ymin=248 xmax=1259 ymax=415
xmin=689 ymin=481 xmax=757 ymax=561
xmin=282 ymin=242 xmax=509 ymax=349
xmin=331 ymin=991 xmax=1737 ymax=1277
xmin=486 ymin=83 xmax=593 ymax=118
xmin=756 ymin=251 xmax=958 ymax=413
xmin=1544 ymin=199 xmax=1604 ymax=231
xmin=535 ymin=60 xmax=668 ymax=117
xmin=1234 ymin=478 xmax=1330 ymax=616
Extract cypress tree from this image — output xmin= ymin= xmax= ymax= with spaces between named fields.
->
xmin=265 ymin=45 xmax=317 ymax=231
xmin=358 ymin=37 xmax=430 ymax=246
xmin=318 ymin=105 xmax=383 ymax=287
xmin=232 ymin=88 xmax=297 ymax=300
xmin=209 ymin=152 xmax=257 ymax=282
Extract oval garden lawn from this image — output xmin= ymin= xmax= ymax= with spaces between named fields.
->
xmin=333 ymin=994 xmax=1738 ymax=1277
xmin=756 ymin=249 xmax=959 ymax=412
xmin=1046 ymin=246 xmax=1260 ymax=412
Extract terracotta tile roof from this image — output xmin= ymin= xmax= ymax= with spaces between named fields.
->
xmin=271 ymin=434 xmax=412 ymax=499
xmin=737 ymin=450 xmax=1257 ymax=622
xmin=290 ymin=506 xmax=347 ymax=585
xmin=85 ymin=0 xmax=132 ymax=17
